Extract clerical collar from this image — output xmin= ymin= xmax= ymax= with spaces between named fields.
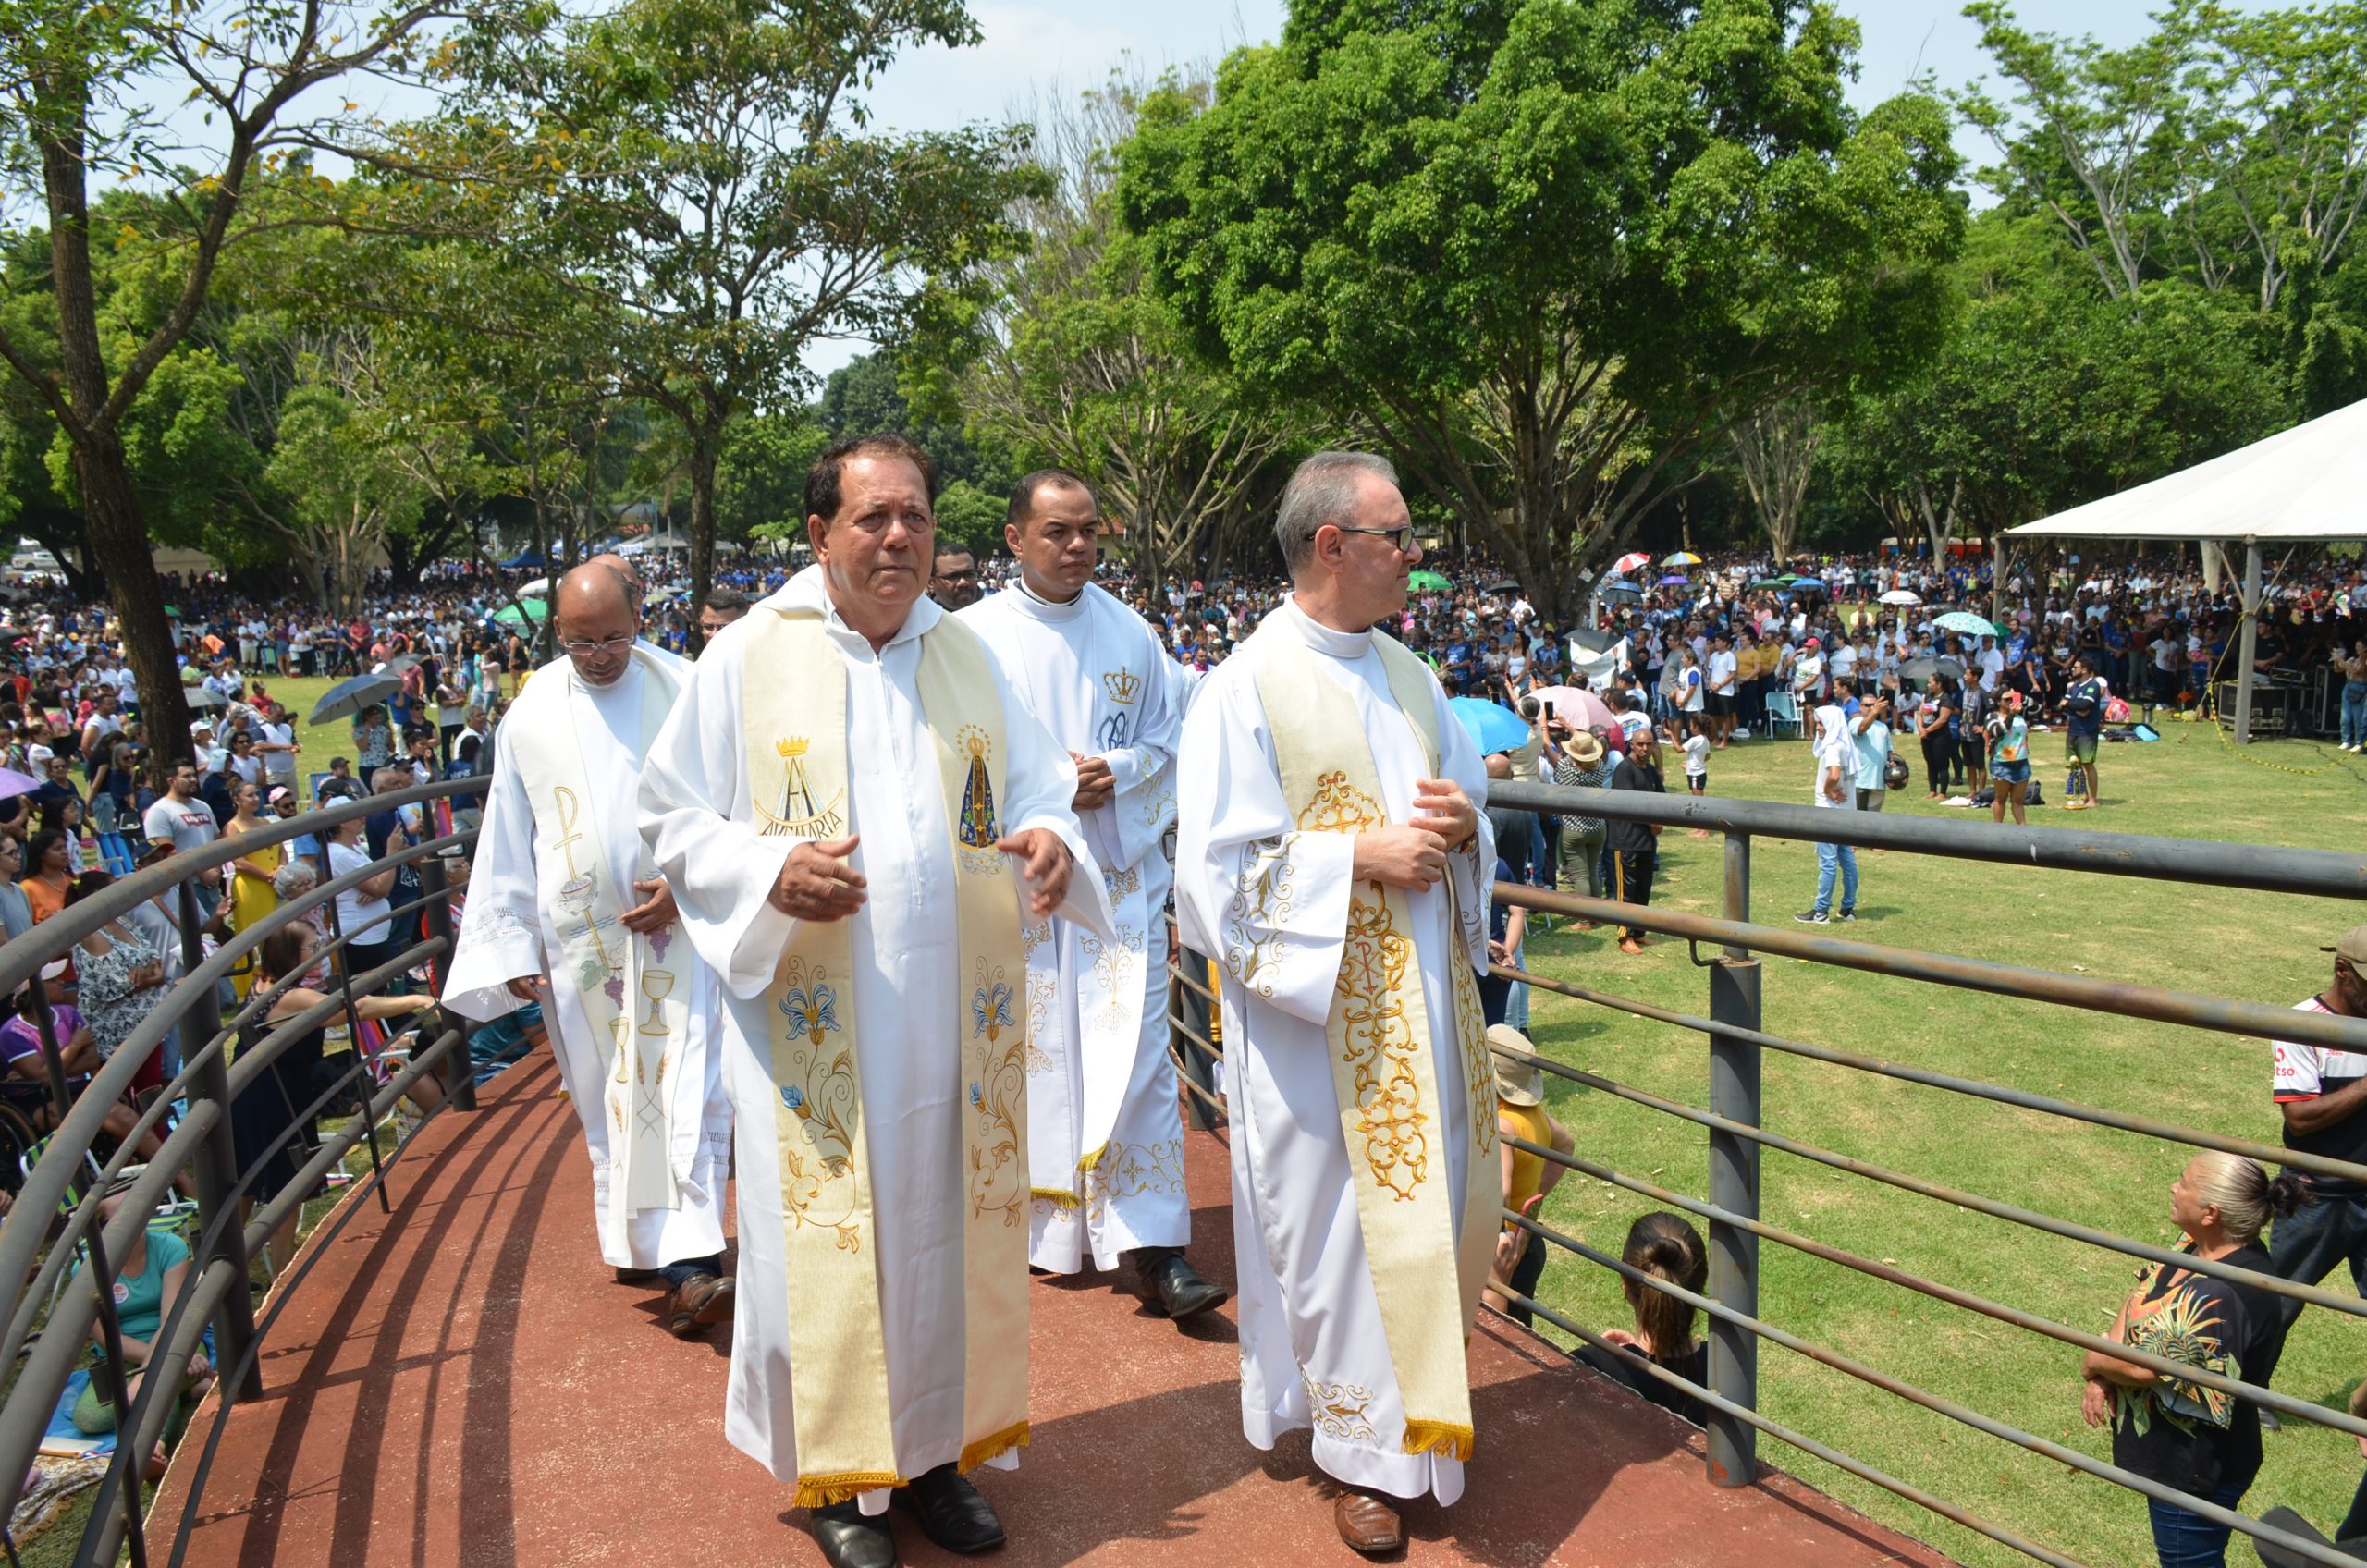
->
xmin=1016 ymin=577 xmax=1087 ymax=618
xmin=1284 ymin=595 xmax=1371 ymax=658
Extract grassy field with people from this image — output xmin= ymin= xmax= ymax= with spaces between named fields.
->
xmin=1513 ymin=721 xmax=2367 ymax=1566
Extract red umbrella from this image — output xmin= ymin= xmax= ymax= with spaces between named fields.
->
xmin=1612 ymin=550 xmax=1652 ymax=575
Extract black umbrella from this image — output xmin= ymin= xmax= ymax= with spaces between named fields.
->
xmin=1484 ymin=578 xmax=1520 ymax=594
xmin=310 ymin=673 xmax=401 ymax=726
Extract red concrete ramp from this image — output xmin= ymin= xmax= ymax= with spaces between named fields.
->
xmin=158 ymin=1054 xmax=1953 ymax=1567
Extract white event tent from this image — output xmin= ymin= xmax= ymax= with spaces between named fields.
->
xmin=2004 ymin=398 xmax=2367 ymax=743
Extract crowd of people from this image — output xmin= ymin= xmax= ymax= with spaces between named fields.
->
xmin=0 ymin=481 xmax=2357 ymax=1561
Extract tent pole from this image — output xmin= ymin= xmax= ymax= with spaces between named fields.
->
xmin=2235 ymin=539 xmax=2262 ymax=745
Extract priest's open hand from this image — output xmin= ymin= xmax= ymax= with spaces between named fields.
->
xmin=505 ymin=974 xmax=547 ymax=1002
xmin=1352 ymin=825 xmax=1448 ymax=890
xmin=1410 ymin=778 xmax=1479 ymax=851
xmin=996 ymin=827 xmax=1073 ymax=918
xmin=772 ymin=835 xmax=867 ymax=922
xmin=619 ymin=876 xmax=678 ymax=934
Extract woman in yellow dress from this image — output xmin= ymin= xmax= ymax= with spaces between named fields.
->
xmin=221 ymin=781 xmax=285 ymax=1000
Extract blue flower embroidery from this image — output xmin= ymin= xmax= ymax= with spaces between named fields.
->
xmin=780 ymin=983 xmax=840 ymax=1046
xmin=780 ymin=1084 xmax=805 ymax=1112
xmin=971 ymin=981 xmax=1014 ymax=1041
xmin=968 ymin=1083 xmax=982 ymax=1107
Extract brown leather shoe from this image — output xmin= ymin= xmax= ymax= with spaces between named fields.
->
xmin=666 ymin=1273 xmax=735 ymax=1337
xmin=1333 ymin=1490 xmax=1404 ymax=1556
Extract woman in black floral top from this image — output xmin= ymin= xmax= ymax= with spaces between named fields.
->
xmin=2081 ymin=1152 xmax=2308 ymax=1568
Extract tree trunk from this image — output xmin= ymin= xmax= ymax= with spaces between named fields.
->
xmin=687 ymin=423 xmax=719 ymax=654
xmin=79 ymin=438 xmax=195 ymax=763
xmin=40 ymin=98 xmax=195 ymax=764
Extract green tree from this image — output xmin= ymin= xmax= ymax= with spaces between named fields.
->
xmin=1118 ymin=0 xmax=1964 ymax=619
xmin=399 ymin=0 xmax=1043 ymax=642
xmin=262 ymin=374 xmax=434 ymax=613
xmin=0 ymin=0 xmax=476 ymax=756
xmin=964 ymin=69 xmax=1308 ymax=589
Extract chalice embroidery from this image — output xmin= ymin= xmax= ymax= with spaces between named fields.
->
xmin=634 ymin=968 xmax=676 ymax=1146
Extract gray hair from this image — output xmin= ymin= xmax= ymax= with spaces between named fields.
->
xmin=1274 ymin=451 xmax=1398 ymax=573
xmin=272 ymin=859 xmax=319 ymax=900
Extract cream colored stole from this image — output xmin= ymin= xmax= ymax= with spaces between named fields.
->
xmin=742 ymin=608 xmax=1030 ymax=1507
xmin=1010 ymin=616 xmax=1156 ymax=1200
xmin=1251 ymin=629 xmax=1498 ymax=1462
xmin=509 ymin=649 xmax=689 ymax=1225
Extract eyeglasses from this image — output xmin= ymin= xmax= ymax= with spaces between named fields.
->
xmin=558 ymin=634 xmax=634 ymax=658
xmin=1335 ymin=524 xmax=1417 ymax=553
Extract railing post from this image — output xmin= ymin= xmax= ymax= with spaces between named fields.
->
xmin=1171 ymin=937 xmax=1219 ymax=1132
xmin=418 ymin=854 xmax=476 ymax=1114
xmin=1707 ymin=830 xmax=1760 ymax=1487
xmin=179 ymin=882 xmax=263 ymax=1402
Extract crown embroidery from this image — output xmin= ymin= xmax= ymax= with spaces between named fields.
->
xmin=1103 ymin=668 xmax=1142 ymax=705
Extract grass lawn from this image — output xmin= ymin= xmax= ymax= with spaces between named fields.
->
xmin=1512 ymin=716 xmax=2367 ymax=1566
xmin=224 ymin=673 xmax=455 ymax=806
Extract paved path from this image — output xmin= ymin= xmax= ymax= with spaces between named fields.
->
xmin=159 ymin=1053 xmax=1953 ymax=1567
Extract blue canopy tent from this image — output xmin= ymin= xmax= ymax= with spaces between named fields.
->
xmin=498 ymin=546 xmax=553 ymax=570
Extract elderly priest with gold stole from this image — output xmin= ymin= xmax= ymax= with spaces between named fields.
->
xmin=441 ymin=562 xmax=736 ymax=1337
xmin=1174 ymin=451 xmax=1497 ymax=1559
xmin=638 ymin=434 xmax=1111 ymax=1568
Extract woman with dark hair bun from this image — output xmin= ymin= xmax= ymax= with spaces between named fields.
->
xmin=1573 ymin=1211 xmax=1711 ymax=1427
xmin=2081 ymin=1152 xmax=2312 ymax=1568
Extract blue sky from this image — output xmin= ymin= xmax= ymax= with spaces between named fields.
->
xmin=857 ymin=0 xmax=2185 ymax=134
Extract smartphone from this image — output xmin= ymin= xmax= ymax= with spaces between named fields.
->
xmin=1543 ymin=699 xmax=1556 ymax=722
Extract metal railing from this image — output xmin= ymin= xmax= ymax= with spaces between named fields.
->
xmin=1170 ymin=782 xmax=2367 ymax=1568
xmin=0 ymin=777 xmax=489 ymax=1568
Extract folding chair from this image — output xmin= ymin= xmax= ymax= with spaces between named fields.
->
xmin=1764 ymin=690 xmax=1802 ymax=740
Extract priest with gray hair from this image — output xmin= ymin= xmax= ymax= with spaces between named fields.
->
xmin=1174 ymin=450 xmax=1496 ymax=1556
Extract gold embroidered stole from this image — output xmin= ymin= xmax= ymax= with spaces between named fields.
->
xmin=742 ymin=609 xmax=1031 ymax=1507
xmin=1251 ymin=628 xmax=1498 ymax=1462
xmin=510 ymin=650 xmax=689 ymax=1224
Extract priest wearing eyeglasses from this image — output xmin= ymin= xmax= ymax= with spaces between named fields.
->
xmin=442 ymin=564 xmax=738 ymax=1338
xmin=1174 ymin=451 xmax=1497 ymax=1557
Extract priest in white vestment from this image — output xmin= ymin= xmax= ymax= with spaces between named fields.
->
xmin=442 ymin=565 xmax=736 ymax=1336
xmin=1175 ymin=452 xmax=1497 ymax=1559
xmin=638 ymin=435 xmax=1110 ymax=1568
xmin=959 ymin=471 xmax=1227 ymax=1321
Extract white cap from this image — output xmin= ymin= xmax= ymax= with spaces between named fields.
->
xmin=189 ymin=718 xmax=214 ymax=736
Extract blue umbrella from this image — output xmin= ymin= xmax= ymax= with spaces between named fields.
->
xmin=1599 ymin=578 xmax=1637 ymax=592
xmin=1657 ymin=574 xmax=1689 ymax=586
xmin=1448 ymin=697 xmax=1530 ymax=754
xmin=1790 ymin=577 xmax=1829 ymax=592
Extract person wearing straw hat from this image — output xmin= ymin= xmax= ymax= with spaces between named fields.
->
xmin=1481 ymin=1026 xmax=1571 ymax=1326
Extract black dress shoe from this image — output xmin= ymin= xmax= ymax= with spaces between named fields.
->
xmin=1133 ymin=1248 xmax=1231 ymax=1321
xmin=811 ymin=1500 xmax=900 ymax=1568
xmin=892 ymin=1462 xmax=1005 ymax=1554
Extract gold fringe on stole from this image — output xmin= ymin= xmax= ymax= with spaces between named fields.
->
xmin=1030 ymin=1186 xmax=1080 ymax=1208
xmin=959 ymin=1421 xmax=1031 ymax=1474
xmin=1402 ymin=1421 xmax=1476 ymax=1462
xmin=792 ymin=1471 xmax=909 ymax=1510
xmin=1074 ymin=1142 xmax=1109 ymax=1174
